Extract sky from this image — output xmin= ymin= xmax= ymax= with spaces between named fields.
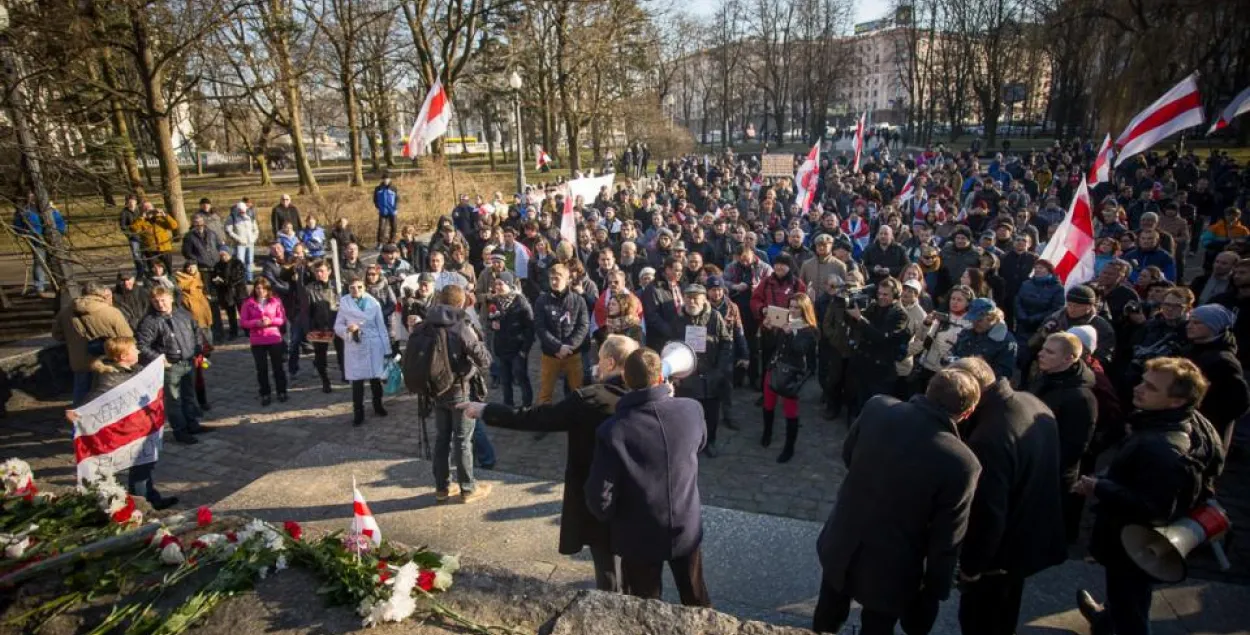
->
xmin=684 ymin=0 xmax=893 ymax=27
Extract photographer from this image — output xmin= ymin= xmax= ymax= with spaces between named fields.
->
xmin=129 ymin=202 xmax=178 ymax=275
xmin=822 ymin=270 xmax=865 ymax=419
xmin=912 ymin=285 xmax=974 ymax=395
xmin=845 ymin=277 xmax=909 ymax=416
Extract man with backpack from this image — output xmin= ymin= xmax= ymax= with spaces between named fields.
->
xmin=1075 ymin=357 xmax=1225 ymax=635
xmin=404 ymin=284 xmax=493 ymax=503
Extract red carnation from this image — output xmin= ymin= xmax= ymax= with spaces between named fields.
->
xmin=196 ymin=506 xmax=212 ymax=527
xmin=111 ymin=496 xmax=136 ymax=524
xmin=417 ymin=570 xmax=435 ymax=592
xmin=376 ymin=560 xmax=390 ymax=584
xmin=283 ymin=521 xmax=303 ymax=541
xmin=226 ymin=531 xmax=238 ymax=543
xmin=158 ymin=534 xmax=181 ymax=549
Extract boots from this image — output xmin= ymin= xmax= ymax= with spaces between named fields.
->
xmin=319 ymin=371 xmax=332 ymax=394
xmin=352 ymin=405 xmax=365 ymax=426
xmin=777 ymin=418 xmax=798 ymax=463
xmin=371 ymin=379 xmax=387 ymax=416
xmin=761 ymin=409 xmax=775 ymax=448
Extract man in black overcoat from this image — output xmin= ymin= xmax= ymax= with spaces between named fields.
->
xmin=950 ymin=357 xmax=1068 ymax=635
xmin=813 ymin=368 xmax=982 ymax=635
xmin=459 ymin=334 xmax=640 ymax=592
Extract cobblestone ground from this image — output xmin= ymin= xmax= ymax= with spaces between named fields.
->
xmin=4 ymin=338 xmax=1247 ymax=583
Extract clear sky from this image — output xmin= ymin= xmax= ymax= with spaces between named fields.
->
xmin=683 ymin=0 xmax=893 ymax=26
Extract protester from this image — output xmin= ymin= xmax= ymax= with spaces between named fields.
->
xmin=51 ymin=281 xmax=134 ymax=405
xmin=135 ymin=286 xmax=207 ymax=444
xmin=673 ymin=283 xmax=733 ymax=458
xmin=226 ymin=199 xmax=259 ymax=282
xmin=813 ymin=367 xmax=981 ymax=635
xmin=119 ymin=195 xmax=145 ymax=279
xmin=949 ymin=357 xmax=1066 ymax=635
xmin=533 ymin=263 xmax=589 ymax=405
xmin=951 ymin=298 xmax=1017 ymax=380
xmin=129 ymin=202 xmax=178 ymax=275
xmin=211 ymin=248 xmax=247 ymax=340
xmin=270 ymin=194 xmax=301 ymax=239
xmin=585 ymin=348 xmax=711 ymax=607
xmin=335 ymin=275 xmax=391 ymax=426
xmin=113 ymin=271 xmax=150 ymax=330
xmin=373 ymin=173 xmax=399 ymax=247
xmin=846 ymin=278 xmax=909 ymax=413
xmin=237 ymin=278 xmax=287 ymax=405
xmin=486 ymin=272 xmax=535 ymax=408
xmin=1184 ymin=304 xmax=1250 ymax=450
xmin=460 ymin=334 xmax=640 ymax=592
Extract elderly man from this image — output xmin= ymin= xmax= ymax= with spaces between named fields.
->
xmin=1191 ymin=250 xmax=1239 ymax=305
xmin=52 ymin=281 xmax=134 ymax=405
xmin=862 ymin=226 xmax=908 ymax=283
xmin=799 ymin=234 xmax=849 ymax=303
xmin=813 ymin=368 xmax=982 ymax=635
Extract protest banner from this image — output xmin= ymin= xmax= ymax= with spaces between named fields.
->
xmin=72 ymin=355 xmax=166 ymax=483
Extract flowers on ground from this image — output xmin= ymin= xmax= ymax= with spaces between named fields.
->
xmin=1 ymin=458 xmax=38 ymax=500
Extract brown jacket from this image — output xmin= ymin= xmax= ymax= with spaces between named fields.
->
xmin=51 ymin=294 xmax=134 ymax=372
xmin=175 ymin=271 xmax=213 ymax=328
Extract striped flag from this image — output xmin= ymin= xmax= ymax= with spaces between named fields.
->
xmin=1115 ymin=73 xmax=1204 ymax=167
xmin=852 ymin=113 xmax=866 ymax=172
xmin=351 ymin=478 xmax=382 ymax=546
xmin=1208 ymin=85 xmax=1250 ymax=135
xmin=402 ymin=78 xmax=453 ymax=158
xmin=536 ymin=148 xmax=552 ymax=171
xmin=72 ymin=356 xmax=166 ymax=483
xmin=1039 ymin=179 xmax=1096 ymax=289
xmin=794 ymin=142 xmax=821 ymax=213
xmin=895 ymin=173 xmax=916 ymax=205
xmin=1088 ymin=133 xmax=1114 ymax=185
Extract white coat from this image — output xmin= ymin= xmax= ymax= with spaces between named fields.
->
xmin=334 ymin=293 xmax=390 ymax=381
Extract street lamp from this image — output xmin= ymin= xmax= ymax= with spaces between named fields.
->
xmin=664 ymin=94 xmax=675 ymax=130
xmin=508 ymin=71 xmax=526 ymax=193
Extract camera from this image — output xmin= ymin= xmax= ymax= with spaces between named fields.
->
xmin=351 ymin=330 xmax=362 ymax=343
xmin=1125 ymin=300 xmax=1142 ymax=314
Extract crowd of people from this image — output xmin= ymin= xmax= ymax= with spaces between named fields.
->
xmin=40 ymin=135 xmax=1250 ymax=635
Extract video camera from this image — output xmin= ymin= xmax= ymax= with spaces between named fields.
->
xmin=834 ymin=283 xmax=877 ymax=311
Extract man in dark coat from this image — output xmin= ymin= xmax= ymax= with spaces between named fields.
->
xmin=586 ymin=347 xmax=711 ymax=607
xmin=461 ymin=334 xmax=639 ymax=592
xmin=1030 ymin=332 xmax=1099 ymax=543
xmin=861 ymin=225 xmax=909 ymax=282
xmin=673 ymin=283 xmax=733 ymax=457
xmin=846 ymin=277 xmax=909 ymax=415
xmin=641 ymin=257 xmax=684 ymax=350
xmin=813 ymin=368 xmax=982 ymax=635
xmin=113 ymin=271 xmax=151 ymax=330
xmin=1076 ymin=357 xmax=1226 ymax=635
xmin=950 ymin=358 xmax=1067 ymax=635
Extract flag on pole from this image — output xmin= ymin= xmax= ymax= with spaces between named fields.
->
xmin=559 ymin=187 xmax=577 ymax=245
xmin=895 ymin=173 xmax=916 ymax=205
xmin=1038 ymin=180 xmax=1096 ymax=290
xmin=402 ymin=78 xmax=452 ymax=158
xmin=536 ymin=148 xmax=552 ymax=171
xmin=1207 ymin=85 xmax=1250 ymax=135
xmin=1114 ymin=73 xmax=1204 ymax=167
xmin=351 ymin=477 xmax=382 ymax=546
xmin=1088 ymin=133 xmax=1114 ymax=185
xmin=852 ymin=113 xmax=866 ymax=172
xmin=72 ymin=356 xmax=166 ymax=483
xmin=794 ymin=142 xmax=821 ymax=213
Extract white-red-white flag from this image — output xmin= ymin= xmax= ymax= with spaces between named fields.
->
xmin=402 ymin=78 xmax=453 ymax=158
xmin=536 ymin=148 xmax=552 ymax=171
xmin=852 ymin=113 xmax=866 ymax=172
xmin=895 ymin=173 xmax=916 ymax=205
xmin=1207 ymin=86 xmax=1250 ymax=135
xmin=559 ymin=187 xmax=577 ymax=245
xmin=1039 ymin=180 xmax=1096 ymax=289
xmin=1088 ymin=133 xmax=1114 ymax=185
xmin=72 ymin=356 xmax=166 ymax=483
xmin=1115 ymin=73 xmax=1204 ymax=167
xmin=351 ymin=478 xmax=382 ymax=546
xmin=794 ymin=142 xmax=821 ymax=213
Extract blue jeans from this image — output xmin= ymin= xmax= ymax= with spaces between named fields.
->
xmin=433 ymin=399 xmax=476 ymax=493
xmin=235 ymin=245 xmax=254 ymax=281
xmin=128 ymin=238 xmax=145 ymax=279
xmin=72 ymin=371 xmax=93 ymax=407
xmin=497 ymin=353 xmax=533 ymax=407
xmin=474 ymin=419 xmax=496 ymax=468
xmin=29 ymin=243 xmax=48 ymax=292
xmin=287 ymin=321 xmax=306 ymax=373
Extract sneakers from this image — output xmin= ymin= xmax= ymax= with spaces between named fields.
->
xmin=461 ymin=482 xmax=493 ymax=504
xmin=435 ymin=484 xmax=462 ymax=503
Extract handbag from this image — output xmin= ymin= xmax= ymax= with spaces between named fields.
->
xmin=383 ymin=356 xmax=404 ymax=396
xmin=769 ymin=360 xmax=808 ymax=399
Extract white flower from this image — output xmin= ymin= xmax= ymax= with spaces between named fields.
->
xmin=4 ymin=537 xmax=30 ymax=559
xmin=236 ymin=519 xmax=285 ymax=552
xmin=89 ymin=475 xmax=129 ymax=515
xmin=433 ymin=569 xmax=453 ymax=591
xmin=275 ymin=555 xmax=288 ymax=571
xmin=159 ymin=542 xmax=185 ymax=565
xmin=356 ymin=597 xmax=376 ymax=618
xmin=258 ymin=566 xmax=269 ymax=580
xmin=362 ymin=562 xmax=418 ymax=627
xmin=0 ymin=459 xmax=33 ymax=495
xmin=439 ymin=554 xmax=460 ymax=573
xmin=191 ymin=533 xmax=226 ymax=550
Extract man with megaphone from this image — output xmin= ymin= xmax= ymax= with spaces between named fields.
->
xmin=1073 ymin=357 xmax=1225 ymax=635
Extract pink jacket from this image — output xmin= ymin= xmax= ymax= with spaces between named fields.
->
xmin=240 ymin=296 xmax=286 ymax=346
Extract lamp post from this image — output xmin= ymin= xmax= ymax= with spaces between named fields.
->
xmin=508 ymin=71 xmax=526 ymax=194
xmin=664 ymin=94 xmax=675 ymax=131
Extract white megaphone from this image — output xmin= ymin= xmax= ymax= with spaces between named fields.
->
xmin=1121 ymin=500 xmax=1231 ymax=583
xmin=660 ymin=341 xmax=696 ymax=380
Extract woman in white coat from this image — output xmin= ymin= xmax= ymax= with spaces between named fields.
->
xmin=335 ymin=276 xmax=391 ymax=425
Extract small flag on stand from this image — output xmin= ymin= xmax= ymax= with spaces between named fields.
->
xmin=351 ymin=477 xmax=382 ymax=546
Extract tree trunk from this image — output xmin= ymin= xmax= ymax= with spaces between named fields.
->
xmin=100 ymin=58 xmax=144 ymax=197
xmin=341 ymin=76 xmax=364 ymax=186
xmin=378 ymin=87 xmax=395 ymax=168
xmin=129 ymin=7 xmax=187 ymax=232
xmin=271 ymin=12 xmax=319 ymax=195
xmin=366 ymin=117 xmax=381 ymax=173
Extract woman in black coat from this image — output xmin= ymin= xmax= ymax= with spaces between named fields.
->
xmin=212 ymin=248 xmax=248 ymax=339
xmin=763 ymin=293 xmax=819 ymax=463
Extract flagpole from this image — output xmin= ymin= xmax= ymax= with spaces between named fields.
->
xmin=446 ymin=150 xmax=460 ymax=201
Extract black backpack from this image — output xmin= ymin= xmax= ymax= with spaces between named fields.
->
xmin=404 ymin=322 xmax=457 ymax=398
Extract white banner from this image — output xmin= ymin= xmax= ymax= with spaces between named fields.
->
xmin=73 ymin=356 xmax=167 ymax=483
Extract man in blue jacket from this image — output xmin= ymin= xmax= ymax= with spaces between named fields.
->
xmin=1124 ymin=228 xmax=1176 ymax=282
xmin=586 ymin=347 xmax=711 ymax=607
xmin=373 ymin=173 xmax=399 ymax=249
xmin=12 ymin=193 xmax=66 ymax=296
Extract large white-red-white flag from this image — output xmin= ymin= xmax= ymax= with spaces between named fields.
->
xmin=1039 ymin=180 xmax=1096 ymax=289
xmin=852 ymin=113 xmax=866 ymax=172
xmin=794 ymin=142 xmax=821 ymax=213
xmin=402 ymin=78 xmax=453 ymax=158
xmin=1088 ymin=133 xmax=1114 ymax=185
xmin=72 ymin=356 xmax=166 ymax=483
xmin=1208 ymin=86 xmax=1250 ymax=135
xmin=351 ymin=478 xmax=382 ymax=546
xmin=895 ymin=173 xmax=916 ymax=205
xmin=536 ymin=148 xmax=552 ymax=171
xmin=1115 ymin=73 xmax=1204 ymax=167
